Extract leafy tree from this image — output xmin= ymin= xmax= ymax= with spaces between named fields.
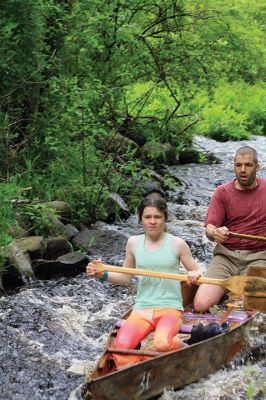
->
xmin=0 ymin=0 xmax=265 ymax=232
xmin=0 ymin=1 xmax=46 ymax=173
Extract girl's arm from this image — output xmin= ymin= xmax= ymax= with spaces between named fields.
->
xmin=173 ymin=237 xmax=202 ymax=283
xmin=86 ymin=236 xmax=137 ymax=284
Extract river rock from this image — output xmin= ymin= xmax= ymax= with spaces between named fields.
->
xmin=64 ymin=223 xmax=80 ymax=240
xmin=1 ymin=265 xmax=25 ymax=289
xmin=105 ymin=193 xmax=130 ymax=222
xmin=14 ymin=236 xmax=46 ymax=259
xmin=72 ymin=227 xmax=129 ymax=262
xmin=33 ymin=260 xmax=64 ymax=279
xmin=57 ymin=251 xmax=88 ymax=273
xmin=44 ymin=200 xmax=72 ymax=222
xmin=6 ymin=243 xmax=34 ymax=279
xmin=33 ymin=252 xmax=88 ymax=279
xmin=179 ymin=148 xmax=202 ymax=164
xmin=8 ymin=224 xmax=28 ymax=239
xmin=43 ymin=237 xmax=73 ymax=260
xmin=57 ymin=251 xmax=88 ymax=265
xmin=137 ymin=170 xmax=168 ymax=196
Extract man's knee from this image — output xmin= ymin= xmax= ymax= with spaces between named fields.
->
xmin=193 ymin=297 xmax=210 ymax=312
xmin=193 ymin=286 xmax=209 ymax=312
xmin=193 ymin=285 xmax=225 ymax=312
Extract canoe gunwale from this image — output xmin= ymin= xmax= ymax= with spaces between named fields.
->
xmin=91 ymin=310 xmax=257 ymax=380
xmin=84 ymin=309 xmax=258 ymax=400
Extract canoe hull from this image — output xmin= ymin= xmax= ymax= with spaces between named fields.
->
xmin=83 ymin=313 xmax=256 ymax=400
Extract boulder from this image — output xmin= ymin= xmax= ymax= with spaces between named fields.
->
xmin=104 ymin=193 xmax=130 ymax=222
xmin=72 ymin=227 xmax=129 ymax=262
xmin=14 ymin=236 xmax=46 ymax=259
xmin=64 ymin=223 xmax=80 ymax=240
xmin=43 ymin=237 xmax=73 ymax=260
xmin=6 ymin=242 xmax=34 ymax=279
xmin=33 ymin=252 xmax=88 ymax=279
xmin=44 ymin=200 xmax=72 ymax=222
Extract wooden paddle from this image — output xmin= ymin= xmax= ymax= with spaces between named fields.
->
xmin=219 ymin=303 xmax=237 ymax=324
xmin=96 ymin=263 xmax=266 ymax=297
xmin=229 ymin=231 xmax=266 ymax=242
xmin=244 ymin=266 xmax=266 ymax=312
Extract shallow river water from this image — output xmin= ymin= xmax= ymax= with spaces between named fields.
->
xmin=0 ymin=135 xmax=265 ymax=400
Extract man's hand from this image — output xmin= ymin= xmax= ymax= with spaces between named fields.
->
xmin=206 ymin=224 xmax=229 ymax=243
xmin=213 ymin=226 xmax=229 ymax=243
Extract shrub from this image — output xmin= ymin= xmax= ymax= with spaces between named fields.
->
xmin=192 ymin=80 xmax=266 ymax=140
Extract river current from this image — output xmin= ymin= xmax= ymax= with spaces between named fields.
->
xmin=0 ymin=135 xmax=265 ymax=400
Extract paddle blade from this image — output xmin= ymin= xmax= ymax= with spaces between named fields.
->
xmin=244 ymin=266 xmax=266 ymax=312
xmin=223 ymin=276 xmax=247 ymax=295
xmin=244 ymin=296 xmax=266 ymax=312
xmin=244 ymin=276 xmax=266 ymax=297
xmin=224 ymin=276 xmax=266 ymax=297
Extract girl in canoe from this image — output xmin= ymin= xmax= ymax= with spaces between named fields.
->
xmin=86 ymin=191 xmax=202 ymax=368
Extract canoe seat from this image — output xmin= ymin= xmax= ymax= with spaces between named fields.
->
xmin=107 ymin=346 xmax=171 ymax=357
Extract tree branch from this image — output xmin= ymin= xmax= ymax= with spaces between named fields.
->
xmin=0 ymin=49 xmax=56 ymax=100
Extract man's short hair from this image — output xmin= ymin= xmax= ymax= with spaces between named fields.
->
xmin=234 ymin=146 xmax=258 ymax=164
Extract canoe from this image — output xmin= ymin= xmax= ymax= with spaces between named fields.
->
xmin=82 ymin=283 xmax=258 ymax=400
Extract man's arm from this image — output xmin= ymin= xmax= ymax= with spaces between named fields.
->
xmin=206 ymin=224 xmax=229 ymax=243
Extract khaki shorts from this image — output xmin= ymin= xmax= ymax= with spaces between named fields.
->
xmin=205 ymin=243 xmax=266 ymax=279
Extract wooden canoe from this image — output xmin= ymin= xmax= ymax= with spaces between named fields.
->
xmin=82 ymin=284 xmax=259 ymax=400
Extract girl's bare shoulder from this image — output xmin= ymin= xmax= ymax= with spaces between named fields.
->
xmin=127 ymin=234 xmax=141 ymax=247
xmin=171 ymin=235 xmax=187 ymax=249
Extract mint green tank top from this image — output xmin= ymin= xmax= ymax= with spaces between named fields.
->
xmin=133 ymin=233 xmax=183 ymax=311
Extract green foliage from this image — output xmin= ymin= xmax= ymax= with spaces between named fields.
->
xmin=209 ymin=304 xmax=223 ymax=316
xmin=246 ymin=365 xmax=266 ymax=399
xmin=124 ymin=81 xmax=197 ymax=147
xmin=200 ymin=104 xmax=249 ymax=141
xmin=0 ymin=0 xmax=45 ymax=93
xmin=19 ymin=203 xmax=60 ymax=236
xmin=0 ymin=0 xmax=266 ymax=231
xmin=192 ymin=80 xmax=266 ymax=140
xmin=108 ymin=156 xmax=160 ymax=211
xmin=0 ymin=180 xmax=21 ymax=274
xmin=126 ymin=82 xmax=177 ymax=120
xmin=0 ymin=181 xmax=19 ymax=242
xmin=246 ymin=382 xmax=255 ymax=400
xmin=230 ymin=81 xmax=266 ymax=135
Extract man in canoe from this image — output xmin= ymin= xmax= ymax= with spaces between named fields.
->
xmin=194 ymin=146 xmax=266 ymax=312
xmin=87 ymin=191 xmax=202 ymax=368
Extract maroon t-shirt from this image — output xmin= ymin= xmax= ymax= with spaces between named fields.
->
xmin=205 ymin=178 xmax=266 ymax=251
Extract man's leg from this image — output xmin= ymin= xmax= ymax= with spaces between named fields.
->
xmin=193 ymin=283 xmax=225 ymax=312
xmin=193 ymin=244 xmax=233 ymax=312
xmin=242 ymin=249 xmax=266 ymax=273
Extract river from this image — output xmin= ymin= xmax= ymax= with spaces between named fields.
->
xmin=0 ymin=135 xmax=265 ymax=400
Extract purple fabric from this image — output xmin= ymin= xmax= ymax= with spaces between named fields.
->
xmin=184 ymin=310 xmax=249 ymax=323
xmin=116 ymin=309 xmax=249 ymax=336
xmin=180 ymin=324 xmax=192 ymax=333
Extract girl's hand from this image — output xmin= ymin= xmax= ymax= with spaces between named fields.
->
xmin=187 ymin=270 xmax=202 ymax=285
xmin=86 ymin=259 xmax=103 ymax=279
